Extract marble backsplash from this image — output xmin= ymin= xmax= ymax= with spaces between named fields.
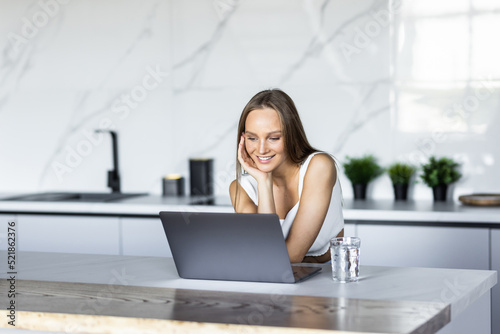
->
xmin=0 ymin=0 xmax=499 ymax=200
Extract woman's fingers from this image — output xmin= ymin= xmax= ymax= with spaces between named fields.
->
xmin=238 ymin=136 xmax=245 ymax=160
xmin=238 ymin=135 xmax=250 ymax=169
xmin=238 ymin=135 xmax=258 ymax=173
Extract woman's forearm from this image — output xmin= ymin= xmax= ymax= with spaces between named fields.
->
xmin=257 ymin=177 xmax=276 ymax=214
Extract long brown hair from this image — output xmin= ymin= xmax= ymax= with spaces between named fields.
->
xmin=233 ymin=89 xmax=318 ymax=207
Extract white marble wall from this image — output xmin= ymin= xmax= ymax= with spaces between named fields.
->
xmin=0 ymin=0 xmax=499 ymax=200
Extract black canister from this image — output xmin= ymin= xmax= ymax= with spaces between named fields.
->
xmin=189 ymin=158 xmax=214 ymax=196
xmin=162 ymin=175 xmax=185 ymax=196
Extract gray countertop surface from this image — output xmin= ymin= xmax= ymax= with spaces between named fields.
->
xmin=0 ymin=193 xmax=499 ymax=224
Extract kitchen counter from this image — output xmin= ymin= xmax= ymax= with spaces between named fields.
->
xmin=0 ymin=251 xmax=496 ymax=333
xmin=1 ymin=196 xmax=498 ymax=334
xmin=342 ymin=199 xmax=500 ymax=225
xmin=0 ymin=193 xmax=499 ymax=226
xmin=0 ymin=193 xmax=234 ymax=216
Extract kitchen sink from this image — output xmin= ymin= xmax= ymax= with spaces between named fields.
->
xmin=2 ymin=192 xmax=148 ymax=202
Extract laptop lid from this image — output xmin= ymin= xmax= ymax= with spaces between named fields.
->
xmin=159 ymin=211 xmax=321 ymax=283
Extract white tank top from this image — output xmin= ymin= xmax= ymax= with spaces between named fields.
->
xmin=238 ymin=152 xmax=344 ymax=257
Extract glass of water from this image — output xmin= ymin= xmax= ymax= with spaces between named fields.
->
xmin=330 ymin=237 xmax=361 ymax=283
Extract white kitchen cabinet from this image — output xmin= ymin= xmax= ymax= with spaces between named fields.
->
xmin=17 ymin=215 xmax=120 ymax=255
xmin=491 ymin=229 xmax=500 ymax=334
xmin=121 ymin=217 xmax=172 ymax=257
xmin=343 ymin=222 xmax=356 ymax=237
xmin=356 ymin=224 xmax=489 ymax=270
xmin=356 ymin=223 xmax=491 ymax=334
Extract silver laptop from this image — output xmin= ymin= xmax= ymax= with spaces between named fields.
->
xmin=159 ymin=211 xmax=322 ymax=283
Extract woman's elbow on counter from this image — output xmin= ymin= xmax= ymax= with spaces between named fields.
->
xmin=288 ymin=250 xmax=306 ymax=264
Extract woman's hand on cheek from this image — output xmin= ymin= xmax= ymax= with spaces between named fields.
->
xmin=238 ymin=135 xmax=257 ymax=171
xmin=238 ymin=134 xmax=271 ymax=183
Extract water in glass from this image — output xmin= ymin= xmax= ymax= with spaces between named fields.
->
xmin=330 ymin=237 xmax=360 ymax=283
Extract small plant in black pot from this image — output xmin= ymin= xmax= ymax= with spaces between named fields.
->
xmin=343 ymin=155 xmax=383 ymax=200
xmin=420 ymin=156 xmax=462 ymax=202
xmin=387 ymin=162 xmax=417 ymax=201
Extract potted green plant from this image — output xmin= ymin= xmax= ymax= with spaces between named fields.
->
xmin=420 ymin=156 xmax=462 ymax=201
xmin=387 ymin=162 xmax=417 ymax=201
xmin=343 ymin=155 xmax=383 ymax=200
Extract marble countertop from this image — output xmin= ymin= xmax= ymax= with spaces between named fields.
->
xmin=0 ymin=194 xmax=235 ymax=215
xmin=342 ymin=199 xmax=500 ymax=224
xmin=0 ymin=192 xmax=499 ymax=224
xmin=1 ymin=251 xmax=496 ymax=333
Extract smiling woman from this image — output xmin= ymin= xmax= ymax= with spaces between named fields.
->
xmin=229 ymin=89 xmax=344 ymax=263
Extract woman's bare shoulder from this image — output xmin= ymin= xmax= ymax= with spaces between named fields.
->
xmin=310 ymin=153 xmax=337 ymax=171
xmin=229 ymin=179 xmax=239 ymax=197
xmin=306 ymin=153 xmax=337 ymax=184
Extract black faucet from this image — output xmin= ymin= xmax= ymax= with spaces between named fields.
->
xmin=95 ymin=130 xmax=121 ymax=193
